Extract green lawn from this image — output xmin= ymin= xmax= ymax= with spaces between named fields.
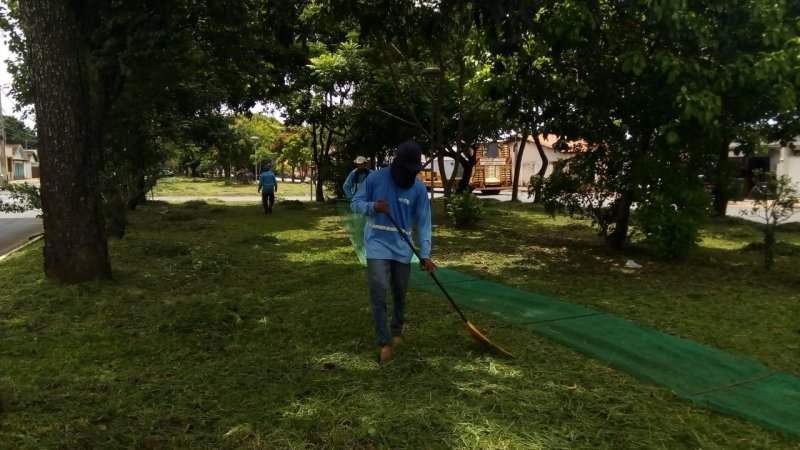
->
xmin=0 ymin=199 xmax=798 ymax=449
xmin=152 ymin=175 xmax=329 ymax=198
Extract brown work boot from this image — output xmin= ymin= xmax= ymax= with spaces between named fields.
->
xmin=391 ymin=335 xmax=404 ymax=346
xmin=378 ymin=345 xmax=393 ymax=365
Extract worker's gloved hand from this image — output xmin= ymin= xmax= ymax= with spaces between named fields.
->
xmin=373 ymin=200 xmax=389 ymax=213
xmin=419 ymin=258 xmax=436 ymax=276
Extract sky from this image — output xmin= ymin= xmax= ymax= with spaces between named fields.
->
xmin=0 ymin=36 xmax=34 ymax=129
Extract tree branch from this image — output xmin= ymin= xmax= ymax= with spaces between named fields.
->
xmin=376 ymin=43 xmax=432 ymax=140
xmin=388 ymin=42 xmax=436 ymax=101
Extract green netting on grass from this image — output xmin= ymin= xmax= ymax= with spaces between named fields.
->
xmin=411 ymin=279 xmax=599 ymax=324
xmin=690 ymin=374 xmax=800 ymax=439
xmin=526 ymin=314 xmax=771 ymax=396
xmin=336 ymin=201 xmax=800 ymax=439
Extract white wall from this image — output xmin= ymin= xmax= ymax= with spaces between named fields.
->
xmin=772 ymin=146 xmax=800 ymax=185
xmin=510 ymin=141 xmax=574 ymax=186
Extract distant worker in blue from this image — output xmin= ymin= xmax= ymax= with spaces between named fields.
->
xmin=257 ymin=164 xmax=278 ymax=214
xmin=343 ymin=156 xmax=372 ymax=199
xmin=351 ymin=140 xmax=436 ymax=364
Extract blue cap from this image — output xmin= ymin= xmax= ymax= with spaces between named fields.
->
xmin=395 ymin=140 xmax=424 ymax=172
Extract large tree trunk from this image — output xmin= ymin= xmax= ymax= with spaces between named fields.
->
xmin=105 ymin=188 xmax=127 ymax=239
xmin=606 ymin=132 xmax=650 ymax=251
xmin=20 ymin=0 xmax=112 ymax=283
xmin=315 ymin=176 xmax=325 ymax=202
xmin=129 ymin=141 xmax=148 ymax=210
xmin=532 ymin=132 xmax=549 ymax=203
xmin=455 ymin=144 xmax=477 ymax=194
xmin=606 ymin=190 xmax=634 ymax=250
xmin=713 ymin=138 xmax=732 ymax=217
xmin=134 ymin=172 xmax=147 ymax=207
xmin=511 ymin=134 xmax=529 ymax=202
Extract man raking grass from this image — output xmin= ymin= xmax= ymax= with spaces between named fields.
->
xmin=351 ymin=141 xmax=435 ymax=364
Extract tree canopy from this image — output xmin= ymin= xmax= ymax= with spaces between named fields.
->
xmin=4 ymin=0 xmax=800 ymax=281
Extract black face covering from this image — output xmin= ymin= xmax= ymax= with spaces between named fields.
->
xmin=390 ymin=159 xmax=418 ymax=189
xmin=357 ymin=167 xmax=370 ymax=175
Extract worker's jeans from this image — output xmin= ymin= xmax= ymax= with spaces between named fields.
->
xmin=367 ymin=258 xmax=411 ymax=347
xmin=261 ymin=192 xmax=275 ymax=213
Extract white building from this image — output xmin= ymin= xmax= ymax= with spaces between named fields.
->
xmin=504 ymin=135 xmax=586 ymax=187
xmin=730 ymin=137 xmax=800 ymax=194
xmin=4 ymin=145 xmax=34 ymax=181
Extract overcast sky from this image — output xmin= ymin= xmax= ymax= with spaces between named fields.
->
xmin=0 ymin=36 xmax=34 ymax=129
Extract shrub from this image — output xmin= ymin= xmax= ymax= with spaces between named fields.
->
xmin=446 ymin=191 xmax=483 ymax=228
xmin=740 ymin=172 xmax=799 ymax=270
xmin=634 ymin=188 xmax=711 ymax=259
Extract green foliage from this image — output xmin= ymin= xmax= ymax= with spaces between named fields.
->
xmin=634 ymin=188 xmax=711 ymax=260
xmin=741 ymin=172 xmax=800 ymax=270
xmin=0 ymin=182 xmax=41 ymax=216
xmin=235 ymin=114 xmax=283 ymax=170
xmin=534 ymin=154 xmax=627 ymax=240
xmin=446 ymin=191 xmax=484 ymax=228
xmin=321 ymin=158 xmax=357 ymax=199
xmin=276 ymin=127 xmax=313 ymax=177
xmin=279 ymin=21 xmax=368 ymax=199
xmin=2 ymin=115 xmax=36 ymax=147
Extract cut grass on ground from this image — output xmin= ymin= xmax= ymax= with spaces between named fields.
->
xmin=152 ymin=175 xmax=330 ymax=198
xmin=0 ymin=199 xmax=798 ymax=449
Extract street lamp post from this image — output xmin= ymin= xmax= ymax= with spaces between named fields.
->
xmin=0 ymin=90 xmax=8 ymax=182
xmin=420 ymin=67 xmax=441 ymax=208
xmin=250 ymin=136 xmax=260 ymax=182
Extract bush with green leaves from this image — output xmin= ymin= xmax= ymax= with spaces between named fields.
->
xmin=741 ymin=172 xmax=799 ymax=270
xmin=532 ymin=157 xmax=625 ymax=240
xmin=321 ymin=159 xmax=355 ymax=199
xmin=446 ymin=191 xmax=484 ymax=228
xmin=634 ymin=187 xmax=711 ymax=259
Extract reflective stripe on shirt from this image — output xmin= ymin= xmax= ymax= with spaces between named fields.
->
xmin=367 ymin=222 xmax=411 ymax=235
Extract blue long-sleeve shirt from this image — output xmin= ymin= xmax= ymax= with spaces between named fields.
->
xmin=350 ymin=167 xmax=432 ymax=262
xmin=343 ymin=169 xmax=371 ymax=199
xmin=258 ymin=171 xmax=278 ymax=193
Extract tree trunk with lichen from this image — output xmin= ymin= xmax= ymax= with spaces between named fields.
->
xmin=511 ymin=134 xmax=529 ymax=202
xmin=19 ymin=0 xmax=112 ymax=282
xmin=531 ymin=133 xmax=549 ymax=203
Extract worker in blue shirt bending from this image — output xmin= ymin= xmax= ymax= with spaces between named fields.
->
xmin=343 ymin=156 xmax=372 ymax=199
xmin=351 ymin=140 xmax=436 ymax=364
xmin=257 ymin=164 xmax=278 ymax=214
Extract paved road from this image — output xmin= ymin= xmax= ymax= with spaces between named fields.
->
xmin=0 ymin=191 xmax=43 ymax=257
xmin=153 ymin=195 xmax=311 ymax=202
xmin=1 ymin=187 xmax=795 ymax=258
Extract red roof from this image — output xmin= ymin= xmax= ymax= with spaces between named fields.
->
xmin=502 ymin=134 xmax=592 ymax=153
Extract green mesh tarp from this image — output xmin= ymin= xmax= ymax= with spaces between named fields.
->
xmin=412 ymin=279 xmax=599 ymax=324
xmin=336 ymin=201 xmax=800 ymax=439
xmin=689 ymin=374 xmax=800 ymax=438
xmin=526 ymin=314 xmax=771 ymax=396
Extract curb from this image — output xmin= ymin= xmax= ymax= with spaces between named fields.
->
xmin=0 ymin=234 xmax=44 ymax=262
